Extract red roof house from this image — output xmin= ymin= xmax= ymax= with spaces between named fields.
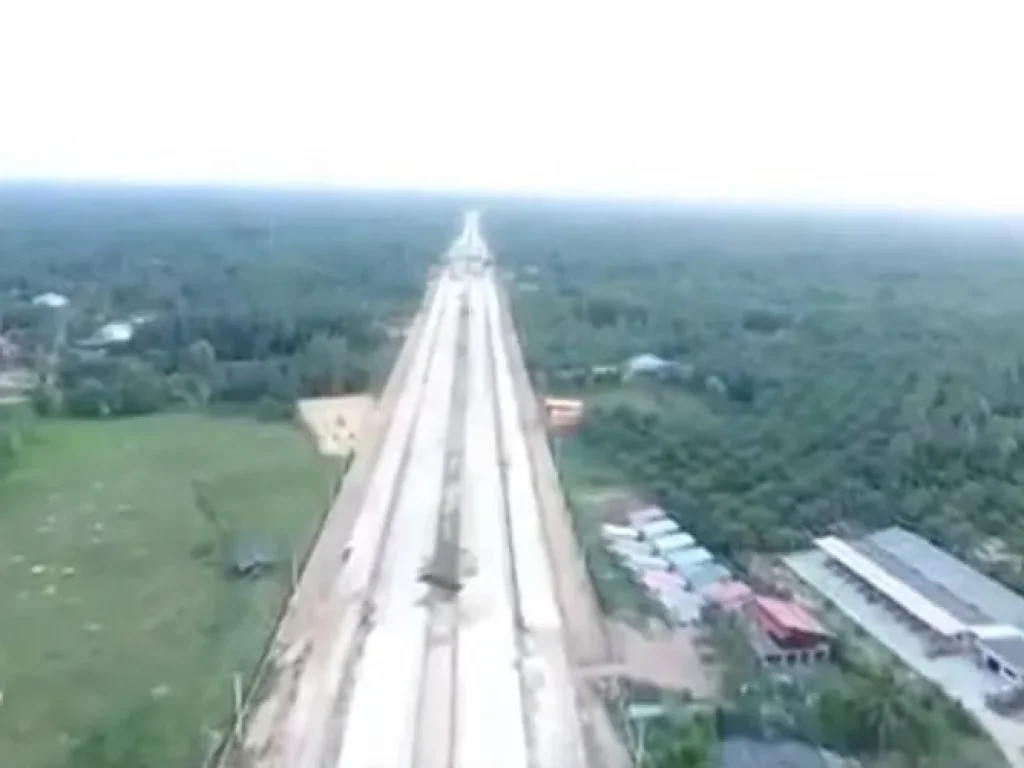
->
xmin=752 ymin=596 xmax=829 ymax=649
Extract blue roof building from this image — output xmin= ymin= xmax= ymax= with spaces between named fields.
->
xmin=667 ymin=546 xmax=714 ymax=574
xmin=688 ymin=562 xmax=732 ymax=591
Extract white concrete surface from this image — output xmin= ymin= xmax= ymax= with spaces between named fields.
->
xmin=334 ymin=272 xmax=460 ymax=768
xmin=787 ymin=549 xmax=1024 ymax=768
xmin=483 ymin=274 xmax=589 ymax=768
xmin=454 ymin=276 xmax=530 ymax=768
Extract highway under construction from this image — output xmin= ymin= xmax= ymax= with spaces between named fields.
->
xmin=222 ymin=212 xmax=627 ymax=768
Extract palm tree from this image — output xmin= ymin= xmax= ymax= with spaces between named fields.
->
xmin=856 ymin=663 xmax=904 ymax=756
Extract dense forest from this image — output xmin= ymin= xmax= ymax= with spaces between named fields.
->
xmin=0 ymin=186 xmax=457 ymax=422
xmin=491 ymin=203 xmax=1024 ymax=589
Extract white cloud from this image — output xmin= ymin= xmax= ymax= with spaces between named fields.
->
xmin=1 ymin=0 xmax=1022 ymax=212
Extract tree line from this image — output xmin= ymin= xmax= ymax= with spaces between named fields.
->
xmin=490 ymin=203 xmax=1024 ymax=591
xmin=0 ymin=186 xmax=459 ymax=421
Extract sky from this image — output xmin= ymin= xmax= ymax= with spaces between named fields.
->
xmin=1 ymin=0 xmax=1023 ymax=214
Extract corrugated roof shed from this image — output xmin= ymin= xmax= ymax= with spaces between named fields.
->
xmin=642 ymin=569 xmax=686 ymax=594
xmin=867 ymin=526 xmax=1024 ymax=629
xmin=688 ymin=562 xmax=732 ymax=591
xmin=640 ymin=519 xmax=680 ymax=540
xmin=544 ymin=397 xmax=584 ymax=410
xmin=626 ymin=353 xmax=672 ymax=374
xmin=667 ymin=546 xmax=714 ymax=570
xmin=651 ymin=532 xmax=696 ymax=554
xmin=601 ymin=523 xmax=639 ymax=541
xmin=676 ymin=559 xmax=721 ymax=584
xmin=974 ymin=624 xmax=1024 ymax=640
xmin=32 ymin=292 xmax=69 ymax=308
xmin=853 ymin=536 xmax=988 ymax=626
xmin=815 ymin=535 xmax=965 ymax=636
xmin=981 ymin=634 xmax=1024 ymax=671
xmin=701 ymin=579 xmax=753 ymax=606
xmin=617 ymin=553 xmax=670 ymax=573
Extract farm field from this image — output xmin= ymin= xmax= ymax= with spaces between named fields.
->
xmin=0 ymin=413 xmax=337 ymax=767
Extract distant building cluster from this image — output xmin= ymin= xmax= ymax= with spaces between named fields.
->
xmin=602 ymin=503 xmax=832 ymax=667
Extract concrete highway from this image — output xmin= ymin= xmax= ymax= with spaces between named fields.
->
xmin=232 ymin=212 xmax=596 ymax=768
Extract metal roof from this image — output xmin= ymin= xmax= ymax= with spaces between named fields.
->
xmin=676 ymin=560 xmax=721 ymax=583
xmin=617 ymin=553 xmax=670 ymax=572
xmin=32 ymin=292 xmax=69 ymax=308
xmin=755 ymin=596 xmax=827 ymax=636
xmin=853 ymin=537 xmax=989 ymax=625
xmin=651 ymin=532 xmax=696 ymax=554
xmin=980 ymin=634 xmax=1024 ymax=672
xmin=642 ymin=569 xmax=686 ymax=593
xmin=974 ymin=624 xmax=1024 ymax=640
xmin=815 ymin=536 xmax=965 ymax=636
xmin=688 ymin=562 xmax=732 ymax=590
xmin=626 ymin=353 xmax=672 ymax=373
xmin=667 ymin=546 xmax=713 ymax=569
xmin=701 ymin=579 xmax=754 ymax=604
xmin=867 ymin=527 xmax=1024 ymax=629
xmin=544 ymin=397 xmax=583 ymax=410
xmin=601 ymin=523 xmax=638 ymax=541
xmin=639 ymin=519 xmax=680 ymax=540
xmin=626 ymin=703 xmax=666 ymax=721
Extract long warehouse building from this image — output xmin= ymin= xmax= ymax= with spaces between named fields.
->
xmin=816 ymin=527 xmax=1024 ymax=683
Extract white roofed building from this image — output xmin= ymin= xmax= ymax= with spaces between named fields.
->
xmin=652 ymin=532 xmax=696 ymax=556
xmin=32 ymin=292 xmax=69 ymax=309
xmin=639 ymin=518 xmax=680 ymax=541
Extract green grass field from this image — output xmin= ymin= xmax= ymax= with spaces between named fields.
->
xmin=0 ymin=414 xmax=337 ymax=767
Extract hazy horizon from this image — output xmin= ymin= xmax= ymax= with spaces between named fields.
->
xmin=2 ymin=1 xmax=1022 ymax=215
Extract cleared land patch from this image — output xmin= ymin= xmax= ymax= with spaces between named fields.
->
xmin=297 ymin=395 xmax=374 ymax=456
xmin=555 ymin=437 xmax=720 ymax=698
xmin=0 ymin=414 xmax=336 ymax=768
